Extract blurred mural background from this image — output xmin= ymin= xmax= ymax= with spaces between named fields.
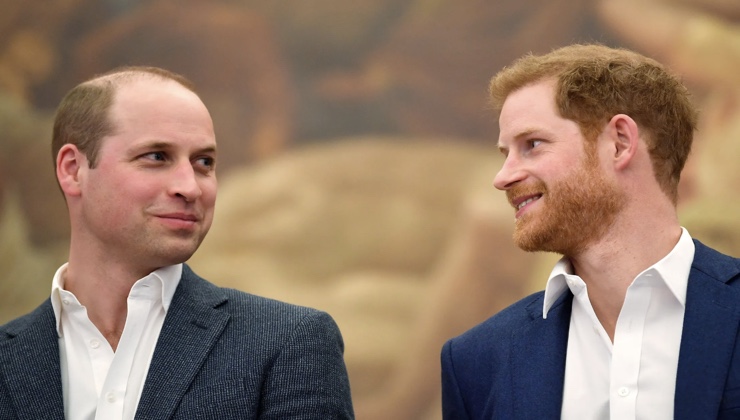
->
xmin=2 ymin=0 xmax=740 ymax=418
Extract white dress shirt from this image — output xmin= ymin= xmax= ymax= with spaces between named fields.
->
xmin=51 ymin=263 xmax=182 ymax=420
xmin=543 ymin=228 xmax=695 ymax=420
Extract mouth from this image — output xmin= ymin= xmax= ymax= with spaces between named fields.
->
xmin=159 ymin=212 xmax=198 ymax=221
xmin=155 ymin=212 xmax=200 ymax=229
xmin=517 ymin=196 xmax=539 ymax=210
xmin=511 ymin=194 xmax=542 ymax=217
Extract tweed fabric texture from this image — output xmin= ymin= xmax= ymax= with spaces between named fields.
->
xmin=0 ymin=265 xmax=354 ymax=419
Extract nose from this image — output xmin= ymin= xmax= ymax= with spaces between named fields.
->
xmin=170 ymin=162 xmax=202 ymax=202
xmin=493 ymin=155 xmax=525 ymax=191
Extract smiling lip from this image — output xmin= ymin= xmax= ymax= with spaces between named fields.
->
xmin=511 ymin=194 xmax=542 ymax=218
xmin=156 ymin=213 xmax=199 ymax=229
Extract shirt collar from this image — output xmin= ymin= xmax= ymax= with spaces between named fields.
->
xmin=542 ymin=227 xmax=695 ymax=319
xmin=50 ymin=263 xmax=183 ymax=336
xmin=542 ymin=258 xmax=572 ymax=319
xmin=642 ymin=227 xmax=694 ymax=306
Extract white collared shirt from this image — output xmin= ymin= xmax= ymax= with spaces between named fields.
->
xmin=543 ymin=228 xmax=695 ymax=420
xmin=51 ymin=263 xmax=182 ymax=420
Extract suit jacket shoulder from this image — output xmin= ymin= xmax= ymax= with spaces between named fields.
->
xmin=1 ymin=265 xmax=354 ymax=420
xmin=441 ymin=239 xmax=740 ymax=420
xmin=675 ymin=240 xmax=740 ymax=419
xmin=441 ymin=290 xmax=572 ymax=419
xmin=447 ymin=291 xmax=546 ymax=350
xmin=690 ymin=239 xmax=740 ymax=284
xmin=136 ymin=264 xmax=355 ymax=419
xmin=0 ymin=300 xmax=65 ymax=420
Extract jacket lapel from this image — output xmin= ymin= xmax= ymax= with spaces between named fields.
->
xmin=0 ymin=301 xmax=65 ymax=420
xmin=135 ymin=266 xmax=230 ymax=420
xmin=674 ymin=241 xmax=740 ymax=420
xmin=510 ymin=292 xmax=572 ymax=418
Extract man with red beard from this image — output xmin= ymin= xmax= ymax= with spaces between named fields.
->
xmin=441 ymin=44 xmax=740 ymax=419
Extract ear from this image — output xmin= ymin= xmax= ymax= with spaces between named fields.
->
xmin=56 ymin=144 xmax=87 ymax=197
xmin=606 ymin=114 xmax=640 ymax=171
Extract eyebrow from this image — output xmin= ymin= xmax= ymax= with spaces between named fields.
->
xmin=195 ymin=145 xmax=217 ymax=155
xmin=497 ymin=127 xmax=540 ymax=154
xmin=136 ymin=141 xmax=217 ymax=155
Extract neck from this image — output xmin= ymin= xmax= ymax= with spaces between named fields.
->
xmin=567 ymin=204 xmax=682 ymax=341
xmin=64 ymin=246 xmax=155 ymax=351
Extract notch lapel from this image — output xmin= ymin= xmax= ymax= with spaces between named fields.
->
xmin=134 ymin=269 xmax=230 ymax=420
xmin=674 ymin=242 xmax=740 ymax=420
xmin=0 ymin=301 xmax=65 ymax=420
xmin=510 ymin=292 xmax=572 ymax=418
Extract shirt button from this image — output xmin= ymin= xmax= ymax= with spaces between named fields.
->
xmin=106 ymin=392 xmax=116 ymax=403
xmin=90 ymin=339 xmax=100 ymax=349
xmin=592 ymin=324 xmax=600 ymax=334
xmin=62 ymin=299 xmax=70 ymax=305
xmin=617 ymin=387 xmax=630 ymax=397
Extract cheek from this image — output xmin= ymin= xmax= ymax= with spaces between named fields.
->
xmin=98 ymin=176 xmax=161 ymax=212
xmin=201 ymin=180 xmax=218 ymax=209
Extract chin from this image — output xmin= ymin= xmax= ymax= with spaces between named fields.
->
xmin=149 ymin=245 xmax=200 ymax=267
xmin=513 ymin=219 xmax=548 ymax=252
xmin=513 ymin=225 xmax=576 ymax=255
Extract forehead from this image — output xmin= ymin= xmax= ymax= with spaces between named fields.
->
xmin=105 ymin=78 xmax=215 ymax=142
xmin=110 ymin=77 xmax=204 ymax=117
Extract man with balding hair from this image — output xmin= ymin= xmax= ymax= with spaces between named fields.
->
xmin=0 ymin=66 xmax=354 ymax=419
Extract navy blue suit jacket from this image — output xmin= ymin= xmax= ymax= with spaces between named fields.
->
xmin=0 ymin=265 xmax=354 ymax=419
xmin=441 ymin=240 xmax=740 ymax=419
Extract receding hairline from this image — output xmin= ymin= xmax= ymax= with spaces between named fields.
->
xmin=81 ymin=66 xmax=197 ymax=94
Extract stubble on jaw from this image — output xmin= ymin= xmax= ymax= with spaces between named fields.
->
xmin=508 ymin=154 xmax=626 ymax=256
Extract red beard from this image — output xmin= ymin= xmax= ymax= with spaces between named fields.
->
xmin=507 ymin=155 xmax=625 ymax=256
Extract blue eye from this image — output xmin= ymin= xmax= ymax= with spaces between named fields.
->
xmin=144 ymin=152 xmax=166 ymax=161
xmin=194 ymin=156 xmax=216 ymax=174
xmin=197 ymin=156 xmax=214 ymax=167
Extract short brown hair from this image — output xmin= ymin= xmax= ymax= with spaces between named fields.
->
xmin=52 ymin=66 xmax=197 ymax=168
xmin=489 ymin=44 xmax=698 ymax=204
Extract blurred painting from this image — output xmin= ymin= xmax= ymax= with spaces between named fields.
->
xmin=2 ymin=0 xmax=739 ymax=418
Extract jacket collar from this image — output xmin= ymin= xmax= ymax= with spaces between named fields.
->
xmin=134 ymin=264 xmax=230 ymax=419
xmin=0 ymin=264 xmax=229 ymax=420
xmin=510 ymin=290 xmax=572 ymax=418
xmin=508 ymin=240 xmax=740 ymax=419
xmin=674 ymin=240 xmax=740 ymax=419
